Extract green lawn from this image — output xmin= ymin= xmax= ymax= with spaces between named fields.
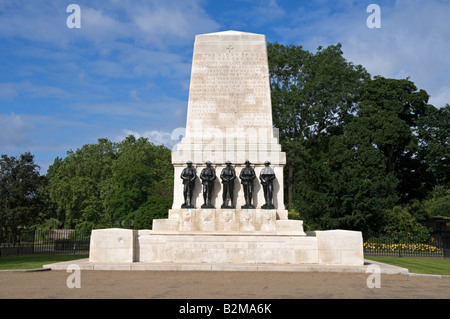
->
xmin=0 ymin=254 xmax=88 ymax=270
xmin=367 ymin=257 xmax=450 ymax=275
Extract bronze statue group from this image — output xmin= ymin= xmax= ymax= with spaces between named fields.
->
xmin=180 ymin=160 xmax=275 ymax=210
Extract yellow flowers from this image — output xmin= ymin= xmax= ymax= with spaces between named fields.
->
xmin=364 ymin=242 xmax=441 ymax=254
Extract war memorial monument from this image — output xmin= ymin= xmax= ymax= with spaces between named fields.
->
xmin=88 ymin=31 xmax=364 ymax=269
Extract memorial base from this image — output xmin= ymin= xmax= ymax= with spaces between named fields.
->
xmin=89 ymin=228 xmax=364 ymax=266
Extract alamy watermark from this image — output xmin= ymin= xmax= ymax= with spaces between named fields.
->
xmin=367 ymin=4 xmax=381 ymax=29
xmin=66 ymin=264 xmax=81 ymax=288
xmin=366 ymin=264 xmax=381 ymax=288
xmin=66 ymin=4 xmax=81 ymax=29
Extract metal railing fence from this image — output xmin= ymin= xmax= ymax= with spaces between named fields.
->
xmin=0 ymin=229 xmax=90 ymax=257
xmin=363 ymin=232 xmax=450 ymax=258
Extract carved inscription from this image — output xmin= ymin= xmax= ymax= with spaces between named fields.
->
xmin=187 ymin=43 xmax=272 ymax=130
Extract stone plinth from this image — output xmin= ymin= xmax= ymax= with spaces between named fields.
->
xmin=88 ymin=228 xmax=364 ymax=266
xmin=308 ymin=230 xmax=364 ymax=266
xmin=89 ymin=228 xmax=135 ymax=263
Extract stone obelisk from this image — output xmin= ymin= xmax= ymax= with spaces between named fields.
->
xmin=172 ymin=30 xmax=286 ymax=215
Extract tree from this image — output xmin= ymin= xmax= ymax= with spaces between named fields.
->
xmin=46 ymin=136 xmax=173 ymax=231
xmin=47 ymin=138 xmax=118 ymax=230
xmin=268 ymin=42 xmax=385 ymax=232
xmin=292 ymin=76 xmax=433 ymax=232
xmin=267 ymin=43 xmax=442 ymax=233
xmin=417 ymin=104 xmax=450 ymax=188
xmin=382 ymin=205 xmax=430 ymax=238
xmin=293 ymin=123 xmax=399 ymax=233
xmin=423 ymin=186 xmax=450 ymax=218
xmin=129 ymin=195 xmax=172 ymax=229
xmin=0 ymin=153 xmax=46 ymax=234
xmin=104 ymin=135 xmax=173 ymax=227
xmin=355 ymin=76 xmax=430 ymax=203
xmin=268 ymin=42 xmax=370 ymax=208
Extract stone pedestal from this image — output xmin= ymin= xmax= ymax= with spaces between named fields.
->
xmin=89 ymin=228 xmax=135 ymax=263
xmin=89 ymin=228 xmax=364 ymax=266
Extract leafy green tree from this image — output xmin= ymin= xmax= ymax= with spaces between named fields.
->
xmin=382 ymin=205 xmax=431 ymax=238
xmin=46 ymin=136 xmax=173 ymax=231
xmin=423 ymin=186 xmax=450 ymax=218
xmin=0 ymin=153 xmax=46 ymax=234
xmin=417 ymin=104 xmax=450 ymax=188
xmin=104 ymin=135 xmax=172 ymax=227
xmin=354 ymin=77 xmax=430 ymax=204
xmin=269 ymin=42 xmax=388 ymax=232
xmin=268 ymin=43 xmax=440 ymax=233
xmin=268 ymin=42 xmax=370 ymax=208
xmin=130 ymin=195 xmax=172 ymax=229
xmin=294 ymin=76 xmax=432 ymax=232
xmin=293 ymin=127 xmax=398 ymax=232
xmin=47 ymin=138 xmax=118 ymax=230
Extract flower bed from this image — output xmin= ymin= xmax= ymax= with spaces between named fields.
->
xmin=363 ymin=235 xmax=444 ymax=257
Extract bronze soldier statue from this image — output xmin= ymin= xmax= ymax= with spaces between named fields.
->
xmin=200 ymin=161 xmax=216 ymax=208
xmin=220 ymin=161 xmax=236 ymax=208
xmin=181 ymin=161 xmax=197 ymax=208
xmin=260 ymin=161 xmax=275 ymax=209
xmin=239 ymin=160 xmax=256 ymax=209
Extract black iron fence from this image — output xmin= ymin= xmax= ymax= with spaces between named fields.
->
xmin=0 ymin=229 xmax=90 ymax=257
xmin=363 ymin=232 xmax=450 ymax=258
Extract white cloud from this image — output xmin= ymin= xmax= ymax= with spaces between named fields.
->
xmin=429 ymin=87 xmax=450 ymax=108
xmin=127 ymin=0 xmax=220 ymax=47
xmin=117 ymin=129 xmax=176 ymax=148
xmin=247 ymin=0 xmax=286 ymax=26
xmin=0 ymin=113 xmax=33 ymax=147
xmin=0 ymin=83 xmax=18 ymax=100
xmin=0 ymin=2 xmax=66 ymax=45
xmin=70 ymin=97 xmax=187 ymax=121
xmin=343 ymin=1 xmax=450 ymax=107
xmin=0 ymin=81 xmax=70 ymax=100
xmin=0 ymin=0 xmax=220 ymax=52
xmin=129 ymin=90 xmax=140 ymax=102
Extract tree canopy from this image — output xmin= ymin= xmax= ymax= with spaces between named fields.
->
xmin=45 ymin=136 xmax=172 ymax=232
xmin=268 ymin=42 xmax=449 ymax=233
xmin=0 ymin=153 xmax=46 ymax=234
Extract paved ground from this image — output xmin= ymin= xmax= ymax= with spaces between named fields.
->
xmin=1 ymin=267 xmax=449 ymax=299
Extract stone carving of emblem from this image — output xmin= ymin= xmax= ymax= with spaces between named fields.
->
xmin=203 ymin=210 xmax=213 ymax=223
xmin=183 ymin=211 xmax=191 ymax=223
xmin=243 ymin=210 xmax=252 ymax=223
xmin=263 ymin=210 xmax=272 ymax=222
xmin=223 ymin=210 xmax=233 ymax=223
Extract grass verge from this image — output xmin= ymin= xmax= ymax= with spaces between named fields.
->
xmin=367 ymin=256 xmax=450 ymax=275
xmin=0 ymin=254 xmax=88 ymax=270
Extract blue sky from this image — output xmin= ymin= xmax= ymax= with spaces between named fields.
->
xmin=1 ymin=0 xmax=449 ymax=173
